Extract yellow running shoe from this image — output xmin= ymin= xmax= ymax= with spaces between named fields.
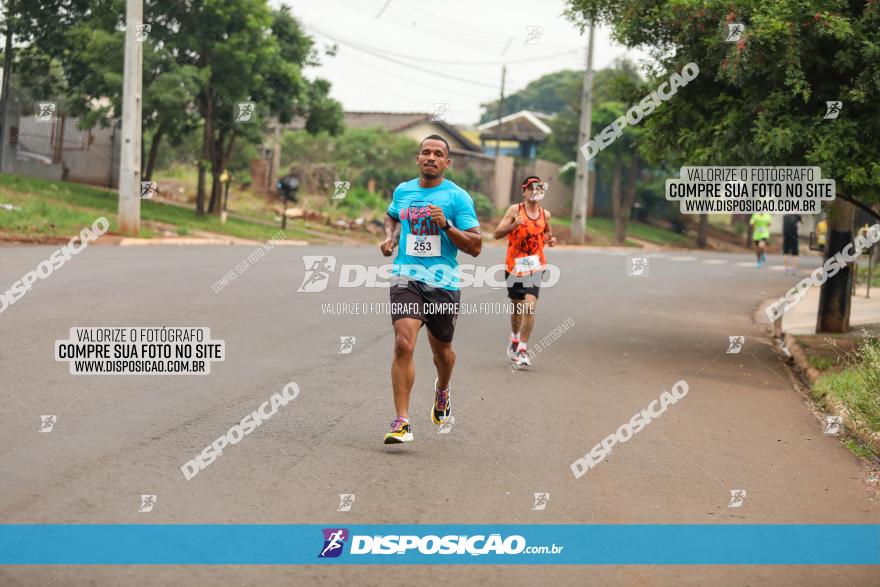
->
xmin=431 ymin=378 xmax=452 ymax=425
xmin=383 ymin=417 xmax=413 ymax=444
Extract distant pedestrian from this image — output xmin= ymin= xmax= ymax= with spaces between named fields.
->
xmin=815 ymin=214 xmax=828 ymax=249
xmin=749 ymin=213 xmax=772 ymax=267
xmin=782 ymin=213 xmax=802 ymax=275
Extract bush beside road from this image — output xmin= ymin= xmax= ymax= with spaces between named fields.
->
xmin=787 ymin=331 xmax=880 ymax=460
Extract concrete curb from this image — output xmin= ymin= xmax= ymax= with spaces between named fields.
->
xmin=782 ymin=327 xmax=880 ymax=455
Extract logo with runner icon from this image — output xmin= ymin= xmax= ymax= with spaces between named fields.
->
xmin=628 ymin=257 xmax=649 ymax=277
xmin=318 ymin=528 xmax=349 ymax=558
xmin=531 ymin=492 xmax=550 ymax=511
xmin=726 ymin=336 xmax=745 ymax=354
xmin=298 ymin=256 xmax=337 ymax=292
xmin=337 ymin=494 xmax=356 ymax=512
xmin=39 ymin=415 xmax=57 ymax=432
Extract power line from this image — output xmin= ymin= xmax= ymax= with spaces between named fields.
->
xmin=376 ymin=0 xmax=514 ymax=45
xmin=362 ymin=0 xmax=586 ymax=53
xmin=375 ymin=0 xmax=392 ymax=18
xmin=308 ymin=21 xmax=579 ymax=67
xmin=305 ymin=22 xmax=499 ymax=90
xmin=316 ymin=2 xmax=581 ymax=67
xmin=358 ymin=44 xmax=580 ymax=67
xmin=335 ymin=48 xmax=491 ymax=101
xmin=333 ymin=0 xmax=510 ymax=54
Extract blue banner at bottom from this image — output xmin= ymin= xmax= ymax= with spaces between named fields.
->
xmin=0 ymin=525 xmax=878 ymax=565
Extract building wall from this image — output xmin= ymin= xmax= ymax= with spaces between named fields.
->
xmin=514 ymin=159 xmax=572 ymax=217
xmin=490 ymin=155 xmax=514 ymax=211
xmin=5 ymin=112 xmax=119 ymax=188
xmin=400 ymin=121 xmax=471 ymax=151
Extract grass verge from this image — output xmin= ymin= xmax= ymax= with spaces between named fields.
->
xmin=811 ymin=337 xmax=880 ymax=434
xmin=0 ymin=173 xmax=316 ymax=242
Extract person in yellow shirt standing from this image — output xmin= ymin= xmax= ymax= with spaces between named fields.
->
xmin=815 ymin=214 xmax=828 ymax=249
xmin=749 ymin=213 xmax=772 ymax=267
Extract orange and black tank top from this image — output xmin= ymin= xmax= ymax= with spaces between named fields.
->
xmin=505 ymin=203 xmax=547 ymax=276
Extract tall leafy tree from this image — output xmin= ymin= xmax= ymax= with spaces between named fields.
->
xmin=11 ymin=0 xmax=342 ymax=214
xmin=479 ymin=70 xmax=583 ymax=123
xmin=565 ymin=0 xmax=880 ymax=331
xmin=161 ymin=1 xmax=342 ymax=213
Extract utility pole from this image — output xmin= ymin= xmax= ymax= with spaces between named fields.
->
xmin=495 ymin=65 xmax=506 ymax=159
xmin=118 ymin=0 xmax=143 ymax=235
xmin=0 ymin=0 xmax=15 ymax=173
xmin=571 ymin=23 xmax=595 ymax=244
xmin=492 ymin=65 xmax=507 ymax=210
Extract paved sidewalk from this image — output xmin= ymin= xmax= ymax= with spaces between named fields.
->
xmin=783 ymin=284 xmax=880 ymax=334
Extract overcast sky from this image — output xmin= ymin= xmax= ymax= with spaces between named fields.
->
xmin=278 ymin=0 xmax=650 ymax=125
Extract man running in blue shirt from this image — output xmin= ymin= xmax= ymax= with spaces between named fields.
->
xmin=379 ymin=135 xmax=482 ymax=444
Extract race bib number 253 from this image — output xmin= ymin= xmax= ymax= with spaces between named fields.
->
xmin=406 ymin=234 xmax=440 ymax=257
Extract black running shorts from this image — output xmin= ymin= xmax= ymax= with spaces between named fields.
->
xmin=783 ymin=233 xmax=799 ymax=255
xmin=389 ymin=276 xmax=461 ymax=343
xmin=505 ymin=270 xmax=544 ymax=300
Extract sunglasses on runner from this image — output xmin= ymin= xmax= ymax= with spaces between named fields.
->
xmin=522 ymin=179 xmax=548 ymax=200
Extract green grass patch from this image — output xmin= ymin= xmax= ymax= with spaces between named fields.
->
xmin=807 ymin=355 xmax=836 ymax=372
xmin=813 ymin=338 xmax=880 ymax=433
xmin=854 ymin=260 xmax=880 ymax=288
xmin=588 ymin=217 xmax=691 ymax=247
xmin=845 ymin=438 xmax=876 ymax=460
xmin=0 ymin=173 xmax=315 ymax=242
xmin=551 ymin=215 xmax=685 ymax=247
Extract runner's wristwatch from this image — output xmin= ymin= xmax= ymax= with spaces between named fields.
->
xmin=441 ymin=219 xmax=452 ymax=231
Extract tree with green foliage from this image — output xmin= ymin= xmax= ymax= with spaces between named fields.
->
xmin=165 ymin=1 xmax=342 ymax=214
xmin=6 ymin=1 xmax=342 ymax=215
xmin=565 ymin=0 xmax=880 ymax=331
xmin=537 ymin=63 xmax=642 ymax=164
xmin=535 ymin=62 xmax=654 ymax=244
xmin=282 ymin=127 xmax=416 ymax=195
xmin=479 ymin=70 xmax=583 ymax=123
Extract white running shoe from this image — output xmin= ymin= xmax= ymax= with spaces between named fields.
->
xmin=506 ymin=341 xmax=519 ymax=361
xmin=516 ymin=349 xmax=531 ymax=368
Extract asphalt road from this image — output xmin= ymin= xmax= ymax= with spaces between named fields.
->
xmin=0 ymin=242 xmax=877 ymax=586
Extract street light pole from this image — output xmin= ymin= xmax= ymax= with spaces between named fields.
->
xmin=571 ymin=22 xmax=595 ymax=244
xmin=118 ymin=0 xmax=143 ymax=235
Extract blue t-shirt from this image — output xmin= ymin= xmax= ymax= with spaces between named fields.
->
xmin=386 ymin=178 xmax=480 ymax=290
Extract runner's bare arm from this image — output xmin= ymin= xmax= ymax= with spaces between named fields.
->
xmin=380 ymin=213 xmax=400 ymax=256
xmin=544 ymin=210 xmax=557 ymax=247
xmin=429 ymin=205 xmax=482 ymax=257
xmin=493 ymin=205 xmax=523 ymax=239
xmin=448 ymin=226 xmax=482 ymax=257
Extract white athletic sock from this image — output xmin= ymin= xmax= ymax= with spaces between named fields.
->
xmin=517 ymin=342 xmax=527 ymax=352
xmin=510 ymin=332 xmax=520 ymax=343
